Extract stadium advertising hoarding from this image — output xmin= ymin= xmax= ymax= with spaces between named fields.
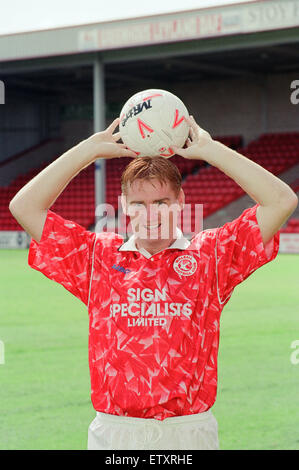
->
xmin=0 ymin=1 xmax=298 ymax=62
xmin=0 ymin=231 xmax=30 ymax=249
xmin=279 ymin=233 xmax=299 ymax=254
xmin=78 ymin=0 xmax=299 ymax=52
xmin=0 ymin=80 xmax=4 ymax=104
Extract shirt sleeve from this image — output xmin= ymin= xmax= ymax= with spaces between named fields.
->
xmin=28 ymin=209 xmax=97 ymax=306
xmin=215 ymin=203 xmax=280 ymax=305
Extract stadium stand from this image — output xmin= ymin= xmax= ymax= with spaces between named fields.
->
xmin=279 ymin=178 xmax=299 ymax=233
xmin=240 ymin=132 xmax=299 ymax=174
xmin=1 ymin=133 xmax=298 ymax=234
xmin=183 ymin=132 xmax=299 ymax=226
xmin=1 ymin=162 xmax=95 ymax=231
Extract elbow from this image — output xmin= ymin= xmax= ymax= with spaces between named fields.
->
xmin=9 ymin=198 xmax=23 ymax=219
xmin=286 ymin=192 xmax=298 ymax=210
xmin=9 ymin=199 xmax=17 ymax=217
xmin=280 ymin=190 xmax=298 ymax=214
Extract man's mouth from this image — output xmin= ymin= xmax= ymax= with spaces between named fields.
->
xmin=143 ymin=223 xmax=161 ymax=230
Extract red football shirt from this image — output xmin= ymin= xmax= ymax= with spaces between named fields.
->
xmin=28 ymin=203 xmax=280 ymax=420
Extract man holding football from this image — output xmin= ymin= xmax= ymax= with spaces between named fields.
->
xmin=9 ymin=115 xmax=298 ymax=450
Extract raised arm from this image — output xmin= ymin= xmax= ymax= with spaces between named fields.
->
xmin=9 ymin=118 xmax=137 ymax=242
xmin=173 ymin=116 xmax=298 ymax=246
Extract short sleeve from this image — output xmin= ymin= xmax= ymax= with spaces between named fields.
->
xmin=28 ymin=209 xmax=97 ymax=306
xmin=215 ymin=203 xmax=280 ymax=305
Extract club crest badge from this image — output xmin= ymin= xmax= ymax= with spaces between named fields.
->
xmin=173 ymin=255 xmax=197 ymax=277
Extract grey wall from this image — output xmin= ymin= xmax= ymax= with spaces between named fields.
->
xmin=107 ymin=71 xmax=299 ymax=145
xmin=0 ymin=97 xmax=60 ymax=163
xmin=172 ymin=71 xmax=299 ymax=144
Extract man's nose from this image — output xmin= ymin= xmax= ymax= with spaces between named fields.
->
xmin=145 ymin=204 xmax=160 ymax=221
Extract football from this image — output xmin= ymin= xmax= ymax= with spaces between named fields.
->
xmin=119 ymin=89 xmax=190 ymax=158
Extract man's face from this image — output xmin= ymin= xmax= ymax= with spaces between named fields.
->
xmin=122 ymin=178 xmax=184 ymax=241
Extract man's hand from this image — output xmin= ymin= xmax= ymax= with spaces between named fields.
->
xmin=9 ymin=118 xmax=137 ymax=242
xmin=172 ymin=116 xmax=298 ymax=247
xmin=172 ymin=116 xmax=214 ymax=160
xmin=84 ymin=118 xmax=138 ymax=160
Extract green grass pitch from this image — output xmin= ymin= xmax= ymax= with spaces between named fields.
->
xmin=0 ymin=249 xmax=298 ymax=450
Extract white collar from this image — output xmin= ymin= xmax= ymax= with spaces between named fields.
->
xmin=118 ymin=227 xmax=190 ymax=259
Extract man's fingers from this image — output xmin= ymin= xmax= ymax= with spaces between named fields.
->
xmin=185 ymin=115 xmax=195 ymax=127
xmin=112 ymin=131 xmax=122 ymax=141
xmin=117 ymin=142 xmax=136 ymax=152
xmin=184 ymin=116 xmax=197 ymax=138
xmin=106 ymin=118 xmax=120 ymax=134
xmin=172 ymin=145 xmax=187 ymax=157
xmin=190 ymin=115 xmax=204 ymax=134
xmin=189 ymin=126 xmax=195 ymax=139
xmin=123 ymin=151 xmax=138 ymax=158
xmin=121 ymin=148 xmax=138 ymax=157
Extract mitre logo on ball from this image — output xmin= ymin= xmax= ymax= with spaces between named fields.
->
xmin=119 ymin=89 xmax=190 ymax=158
xmin=173 ymin=255 xmax=198 ymax=277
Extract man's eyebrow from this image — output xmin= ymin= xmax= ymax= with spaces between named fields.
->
xmin=129 ymin=198 xmax=171 ymax=204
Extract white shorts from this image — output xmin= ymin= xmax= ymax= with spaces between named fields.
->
xmin=87 ymin=409 xmax=219 ymax=450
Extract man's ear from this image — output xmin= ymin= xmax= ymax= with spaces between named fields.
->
xmin=178 ymin=188 xmax=185 ymax=211
xmin=120 ymin=193 xmax=127 ymax=215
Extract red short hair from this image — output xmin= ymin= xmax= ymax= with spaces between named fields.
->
xmin=121 ymin=157 xmax=182 ymax=197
